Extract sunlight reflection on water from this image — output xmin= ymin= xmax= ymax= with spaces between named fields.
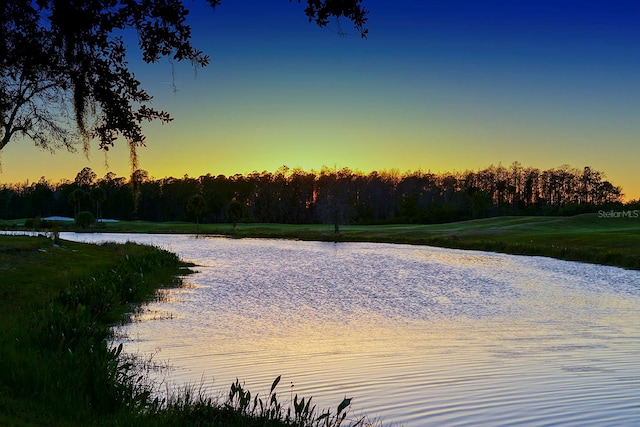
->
xmin=57 ymin=233 xmax=640 ymax=426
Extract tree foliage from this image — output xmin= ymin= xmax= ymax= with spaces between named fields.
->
xmin=1 ymin=164 xmax=628 ymax=226
xmin=1 ymin=1 xmax=369 ymax=167
xmin=187 ymin=193 xmax=206 ymax=232
xmin=90 ymin=186 xmax=106 ymax=221
xmin=226 ymin=200 xmax=244 ymax=230
xmin=75 ymin=210 xmax=95 ymax=228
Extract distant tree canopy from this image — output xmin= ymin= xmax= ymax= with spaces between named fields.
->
xmin=1 ymin=164 xmax=631 ymax=226
xmin=0 ymin=1 xmax=369 ymax=167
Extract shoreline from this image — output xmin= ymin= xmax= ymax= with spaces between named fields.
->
xmin=0 ymin=234 xmax=375 ymax=426
xmin=3 ymin=213 xmax=639 ymax=270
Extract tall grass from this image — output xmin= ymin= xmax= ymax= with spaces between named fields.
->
xmin=131 ymin=376 xmax=371 ymax=427
xmin=0 ymin=236 xmax=377 ymax=426
xmin=0 ymin=241 xmax=183 ymax=424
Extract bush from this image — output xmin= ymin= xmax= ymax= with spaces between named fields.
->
xmin=75 ymin=211 xmax=95 ymax=228
xmin=24 ymin=216 xmax=54 ymax=229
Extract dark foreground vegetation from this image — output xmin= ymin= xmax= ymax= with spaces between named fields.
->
xmin=0 ymin=235 xmax=371 ymax=426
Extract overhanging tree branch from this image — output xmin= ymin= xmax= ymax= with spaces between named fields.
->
xmin=1 ymin=0 xmax=368 ymax=170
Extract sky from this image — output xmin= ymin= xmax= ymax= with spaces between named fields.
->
xmin=2 ymin=0 xmax=639 ymax=200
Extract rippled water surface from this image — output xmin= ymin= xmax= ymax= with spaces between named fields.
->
xmin=62 ymin=233 xmax=640 ymax=426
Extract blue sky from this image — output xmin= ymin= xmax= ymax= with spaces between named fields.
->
xmin=3 ymin=0 xmax=639 ymax=199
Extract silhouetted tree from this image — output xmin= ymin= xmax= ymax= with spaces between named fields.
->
xmin=187 ymin=194 xmax=206 ymax=233
xmin=74 ymin=167 xmax=97 ymax=189
xmin=200 ymin=174 xmax=237 ymax=222
xmin=470 ymin=191 xmax=492 ymax=219
xmin=226 ymin=200 xmax=243 ymax=230
xmin=27 ymin=177 xmax=55 ymax=218
xmin=130 ymin=169 xmax=149 ymax=218
xmin=1 ymin=1 xmax=368 ymax=169
xmin=287 ymin=168 xmax=316 ymax=223
xmin=68 ymin=188 xmax=86 ymax=217
xmin=75 ymin=210 xmax=95 ymax=228
xmin=90 ymin=187 xmax=106 ymax=221
xmin=97 ymin=172 xmax=134 ymax=220
xmin=157 ymin=175 xmax=198 ymax=221
xmin=317 ymin=167 xmax=354 ymax=234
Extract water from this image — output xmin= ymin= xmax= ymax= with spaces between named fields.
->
xmin=58 ymin=233 xmax=640 ymax=425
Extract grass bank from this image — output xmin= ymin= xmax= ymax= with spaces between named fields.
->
xmin=0 ymin=235 xmax=370 ymax=426
xmin=8 ymin=213 xmax=634 ymax=270
xmin=0 ymin=235 xmax=181 ymax=426
xmin=161 ymin=214 xmax=639 ymax=270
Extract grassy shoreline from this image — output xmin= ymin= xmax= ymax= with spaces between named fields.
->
xmin=0 ymin=235 xmax=372 ymax=426
xmin=130 ymin=214 xmax=640 ymax=270
xmin=0 ymin=213 xmax=637 ymax=423
xmin=5 ymin=213 xmax=637 ymax=270
xmin=0 ymin=236 xmax=182 ymax=425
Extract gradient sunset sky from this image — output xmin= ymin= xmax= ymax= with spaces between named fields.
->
xmin=2 ymin=0 xmax=639 ymax=200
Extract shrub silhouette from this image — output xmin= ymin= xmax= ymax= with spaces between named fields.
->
xmin=75 ymin=211 xmax=95 ymax=228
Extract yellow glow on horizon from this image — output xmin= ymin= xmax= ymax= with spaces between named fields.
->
xmin=2 ymin=121 xmax=639 ymax=202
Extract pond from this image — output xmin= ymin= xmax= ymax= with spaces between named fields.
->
xmin=61 ymin=232 xmax=640 ymax=426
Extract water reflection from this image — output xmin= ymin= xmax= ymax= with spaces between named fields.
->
xmin=56 ymin=233 xmax=640 ymax=426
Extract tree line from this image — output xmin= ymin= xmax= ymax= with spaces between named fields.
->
xmin=1 ymin=163 xmax=633 ymax=226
